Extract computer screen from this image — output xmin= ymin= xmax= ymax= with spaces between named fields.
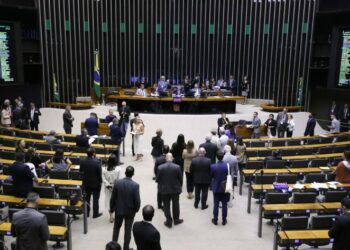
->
xmin=338 ymin=28 xmax=350 ymax=88
xmin=0 ymin=22 xmax=16 ymax=84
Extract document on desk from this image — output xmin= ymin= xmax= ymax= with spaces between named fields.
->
xmin=310 ymin=182 xmax=328 ymax=189
xmin=327 ymin=181 xmax=340 ymax=189
xmin=293 ymin=183 xmax=304 ymax=189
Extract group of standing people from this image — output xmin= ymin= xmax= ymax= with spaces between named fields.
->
xmin=264 ymin=108 xmax=295 ymax=138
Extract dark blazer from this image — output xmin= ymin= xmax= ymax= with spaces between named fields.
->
xmin=133 ymin=221 xmax=162 ymax=250
xmin=211 ymin=161 xmax=228 ymax=193
xmin=190 ymin=155 xmax=212 ymax=185
xmin=265 ymin=119 xmax=277 ymax=137
xmin=11 ymin=207 xmax=49 ymax=250
xmin=85 ymin=117 xmax=99 ymax=136
xmin=154 ymin=155 xmax=166 ymax=177
xmin=79 ymin=157 xmax=102 ymax=189
xmin=118 ymin=106 xmax=131 ymax=122
xmin=29 ymin=108 xmax=41 ymax=125
xmin=75 ymin=135 xmax=90 ymax=148
xmin=156 ymin=162 xmax=183 ymax=195
xmin=105 ymin=114 xmax=117 ymax=124
xmin=110 ymin=177 xmax=140 ymax=216
xmin=170 ymin=143 xmax=185 ymax=167
xmin=109 ymin=124 xmax=123 ymax=145
xmin=340 ymin=108 xmax=350 ymax=122
xmin=329 ymin=213 xmax=350 ymax=250
xmin=218 ymin=117 xmax=230 ymax=129
xmin=63 ymin=111 xmax=73 ymax=130
xmin=330 ymin=105 xmax=339 ymax=118
xmin=304 ymin=117 xmax=316 ymax=136
xmin=151 ymin=136 xmax=164 ymax=157
xmin=276 ymin=112 xmax=288 ymax=127
xmin=10 ymin=162 xmax=34 ymax=197
xmin=199 ymin=141 xmax=218 ymax=164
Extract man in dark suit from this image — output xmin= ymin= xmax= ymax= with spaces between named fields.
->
xmin=133 ymin=205 xmax=162 ymax=250
xmin=211 ymin=151 xmax=229 ymax=225
xmin=11 ymin=192 xmax=49 ymax=250
xmin=340 ymin=104 xmax=350 ymax=132
xmin=85 ymin=112 xmax=99 ymax=136
xmin=276 ymin=108 xmax=288 ymax=138
xmin=28 ymin=102 xmax=41 ymax=131
xmin=199 ymin=134 xmax=218 ymax=164
xmin=118 ymin=101 xmax=131 ymax=136
xmin=75 ymin=129 xmax=90 ymax=148
xmin=329 ymin=100 xmax=339 ymax=119
xmin=190 ymin=147 xmax=211 ymax=210
xmin=80 ymin=148 xmax=103 ymax=218
xmin=329 ymin=197 xmax=350 ymax=250
xmin=110 ymin=166 xmax=140 ymax=250
xmin=10 ymin=153 xmax=35 ymax=197
xmin=151 ymin=129 xmax=164 ymax=161
xmin=154 ymin=145 xmax=170 ymax=209
xmin=304 ymin=113 xmax=317 ymax=136
xmin=105 ymin=109 xmax=117 ymax=124
xmin=217 ymin=113 xmax=230 ymax=134
xmin=109 ymin=118 xmax=123 ymax=165
xmin=63 ymin=105 xmax=74 ymax=134
xmin=157 ymin=153 xmax=183 ymax=228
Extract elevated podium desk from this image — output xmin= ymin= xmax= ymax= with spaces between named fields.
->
xmin=108 ymin=94 xmax=244 ymax=114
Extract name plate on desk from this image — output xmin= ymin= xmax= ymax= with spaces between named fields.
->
xmin=173 ymin=97 xmax=182 ymax=103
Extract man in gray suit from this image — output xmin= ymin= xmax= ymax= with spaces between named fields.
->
xmin=329 ymin=114 xmax=341 ymax=133
xmin=11 ymin=192 xmax=49 ymax=250
xmin=251 ymin=112 xmax=261 ymax=139
xmin=157 ymin=153 xmax=183 ymax=228
xmin=276 ymin=108 xmax=288 ymax=138
xmin=110 ymin=166 xmax=140 ymax=250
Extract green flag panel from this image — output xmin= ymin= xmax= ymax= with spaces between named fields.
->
xmin=102 ymin=22 xmax=108 ymax=33
xmin=263 ymin=24 xmax=269 ymax=34
xmin=191 ymin=24 xmax=197 ymax=34
xmin=45 ymin=19 xmax=51 ymax=31
xmin=302 ymin=22 xmax=309 ymax=33
xmin=156 ymin=23 xmax=161 ymax=34
xmin=174 ymin=24 xmax=179 ymax=34
xmin=227 ymin=24 xmax=233 ymax=35
xmin=245 ymin=24 xmax=251 ymax=35
xmin=64 ymin=20 xmax=71 ymax=31
xmin=209 ymin=24 xmax=215 ymax=34
xmin=138 ymin=23 xmax=144 ymax=33
xmin=283 ymin=23 xmax=289 ymax=34
xmin=83 ymin=21 xmax=89 ymax=32
xmin=120 ymin=22 xmax=126 ymax=33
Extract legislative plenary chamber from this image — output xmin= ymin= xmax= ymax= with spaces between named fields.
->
xmin=1 ymin=0 xmax=350 ymax=250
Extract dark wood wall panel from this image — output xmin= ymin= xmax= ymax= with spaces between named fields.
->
xmin=38 ymin=0 xmax=317 ymax=106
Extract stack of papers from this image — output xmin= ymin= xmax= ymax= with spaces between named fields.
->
xmin=293 ymin=183 xmax=304 ymax=189
xmin=310 ymin=182 xmax=328 ymax=189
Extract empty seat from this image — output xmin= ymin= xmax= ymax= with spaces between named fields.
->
xmin=256 ymin=150 xmax=271 ymax=158
xmin=0 ymin=129 xmax=14 ymax=136
xmin=271 ymin=140 xmax=286 ymax=147
xmin=318 ymin=147 xmax=334 ymax=154
xmin=293 ymin=192 xmax=317 ymax=203
xmin=15 ymin=131 xmax=31 ymax=138
xmin=30 ymin=133 xmax=44 ymax=140
xmin=332 ymin=157 xmax=343 ymax=166
xmin=254 ymin=174 xmax=276 ymax=185
xmin=336 ymin=135 xmax=350 ymax=142
xmin=50 ymin=170 xmax=69 ymax=180
xmin=33 ymin=186 xmax=55 ymax=198
xmin=265 ymin=160 xmax=286 ymax=169
xmin=2 ymin=183 xmax=14 ymax=196
xmin=310 ymin=215 xmax=337 ymax=229
xmin=264 ymin=193 xmax=290 ymax=223
xmin=246 ymin=151 xmax=258 ymax=158
xmin=70 ymin=171 xmax=83 ymax=180
xmin=333 ymin=145 xmax=347 ymax=153
xmin=69 ymin=157 xmax=81 ymax=165
xmin=309 ymin=159 xmax=329 ymax=167
xmin=1 ymin=139 xmax=15 ymax=147
xmin=0 ymin=151 xmax=16 ymax=160
xmin=304 ymin=173 xmax=326 ymax=183
xmin=276 ymin=174 xmax=297 ymax=184
xmin=97 ymin=138 xmax=112 ymax=145
xmin=250 ymin=141 xmax=265 ymax=148
xmin=281 ymin=216 xmax=309 ymax=230
xmin=320 ymin=137 xmax=334 ymax=144
xmin=287 ymin=140 xmax=301 ymax=146
xmin=93 ymin=147 xmax=108 ymax=155
xmin=2 ymin=166 xmax=11 ymax=175
xmin=73 ymin=147 xmax=88 ymax=154
xmin=57 ymin=186 xmax=82 ymax=200
xmin=34 ymin=143 xmax=52 ymax=151
xmin=324 ymin=190 xmax=348 ymax=202
xmin=245 ymin=161 xmax=264 ymax=170
xmin=298 ymin=148 xmax=315 ymax=155
xmin=306 ymin=138 xmax=321 ymax=145
xmin=291 ymin=160 xmax=309 ymax=168
xmin=62 ymin=136 xmax=76 ymax=143
xmin=41 ymin=210 xmax=67 ymax=245
xmin=52 ymin=144 xmax=68 ymax=152
xmin=280 ymin=149 xmax=298 ymax=156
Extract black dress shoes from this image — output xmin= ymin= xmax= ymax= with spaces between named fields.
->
xmin=92 ymin=213 xmax=103 ymax=219
xmin=174 ymin=219 xmax=184 ymax=225
xmin=201 ymin=205 xmax=209 ymax=210
xmin=222 ymin=220 xmax=227 ymax=226
xmin=212 ymin=219 xmax=218 ymax=225
xmin=164 ymin=221 xmax=172 ymax=228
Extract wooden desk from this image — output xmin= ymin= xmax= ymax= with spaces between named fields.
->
xmin=80 ymin=122 xmax=110 ymax=136
xmin=277 ymin=229 xmax=329 ymax=241
xmin=235 ymin=125 xmax=267 ymax=139
xmin=260 ymin=103 xmax=304 ymax=112
xmin=0 ymin=175 xmax=82 ymax=187
xmin=48 ymin=102 xmax=93 ymax=110
xmin=248 ymin=152 xmax=343 ymax=161
xmin=109 ymin=94 xmax=245 ymax=113
xmin=0 ymin=222 xmax=67 ymax=237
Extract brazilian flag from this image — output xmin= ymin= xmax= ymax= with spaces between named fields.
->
xmin=94 ymin=50 xmax=101 ymax=99
xmin=53 ymin=74 xmax=60 ymax=102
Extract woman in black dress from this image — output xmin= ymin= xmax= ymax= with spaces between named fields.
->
xmin=241 ymin=76 xmax=250 ymax=104
xmin=170 ymin=134 xmax=186 ymax=174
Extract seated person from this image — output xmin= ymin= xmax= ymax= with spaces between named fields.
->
xmin=10 ymin=153 xmax=35 ymax=197
xmin=46 ymin=148 xmax=72 ymax=171
xmin=157 ymin=76 xmax=168 ymax=95
xmin=136 ymin=83 xmax=148 ymax=97
xmin=105 ymin=109 xmax=117 ymax=124
xmin=75 ymin=129 xmax=90 ymax=148
xmin=173 ymin=85 xmax=185 ymax=97
xmin=16 ymin=140 xmax=27 ymax=153
xmin=334 ymin=151 xmax=350 ymax=183
xmin=265 ymin=150 xmax=282 ymax=166
xmin=150 ymin=83 xmax=159 ymax=97
xmin=85 ymin=112 xmax=99 ymax=136
xmin=216 ymin=78 xmax=225 ymax=88
xmin=191 ymin=84 xmax=202 ymax=97
xmin=43 ymin=130 xmax=61 ymax=144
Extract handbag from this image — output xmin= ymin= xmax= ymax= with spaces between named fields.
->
xmin=220 ymin=163 xmax=233 ymax=193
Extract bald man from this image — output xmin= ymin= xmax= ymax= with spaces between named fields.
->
xmin=118 ymin=101 xmax=130 ymax=136
xmin=156 ymin=153 xmax=183 ymax=228
xmin=190 ymin=148 xmax=212 ymax=210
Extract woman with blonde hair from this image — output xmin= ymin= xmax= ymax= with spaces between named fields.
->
xmin=132 ymin=116 xmax=145 ymax=161
xmin=182 ymin=140 xmax=198 ymax=199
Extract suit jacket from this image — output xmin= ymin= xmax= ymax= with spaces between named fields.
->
xmin=330 ymin=119 xmax=341 ymax=133
xmin=199 ymin=141 xmax=218 ymax=164
xmin=43 ymin=135 xmax=60 ymax=145
xmin=340 ymin=108 xmax=350 ymax=122
xmin=151 ymin=136 xmax=164 ymax=157
xmin=110 ymin=177 xmax=140 ymax=216
xmin=85 ymin=117 xmax=99 ymax=136
xmin=105 ymin=114 xmax=117 ymax=124
xmin=156 ymin=162 xmax=183 ymax=195
xmin=304 ymin=117 xmax=316 ymax=136
xmin=11 ymin=207 xmax=49 ymax=250
xmin=154 ymin=155 xmax=166 ymax=177
xmin=330 ymin=105 xmax=339 ymax=118
xmin=190 ymin=155 xmax=212 ymax=185
xmin=329 ymin=213 xmax=350 ymax=250
xmin=75 ymin=135 xmax=90 ymax=148
xmin=211 ymin=161 xmax=228 ymax=193
xmin=29 ymin=108 xmax=41 ymax=125
xmin=265 ymin=119 xmax=277 ymax=136
xmin=133 ymin=221 xmax=161 ymax=250
xmin=218 ymin=117 xmax=230 ymax=129
xmin=118 ymin=106 xmax=131 ymax=122
xmin=79 ymin=157 xmax=102 ymax=189
xmin=10 ymin=162 xmax=34 ymax=197
xmin=63 ymin=111 xmax=73 ymax=129
xmin=252 ymin=118 xmax=261 ymax=134
xmin=276 ymin=112 xmax=288 ymax=128
xmin=109 ymin=124 xmax=123 ymax=145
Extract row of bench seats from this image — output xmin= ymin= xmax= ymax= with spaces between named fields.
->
xmin=252 ymin=173 xmax=335 ymax=185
